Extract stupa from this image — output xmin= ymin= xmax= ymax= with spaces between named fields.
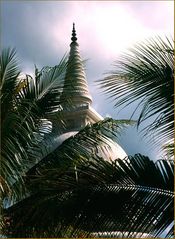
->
xmin=40 ymin=23 xmax=127 ymax=161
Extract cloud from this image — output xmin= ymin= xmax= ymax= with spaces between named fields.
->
xmin=2 ymin=1 xmax=173 ymax=160
xmin=2 ymin=1 xmax=173 ymax=70
xmin=123 ymin=1 xmax=174 ymax=32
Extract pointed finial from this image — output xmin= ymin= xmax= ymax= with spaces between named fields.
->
xmin=71 ymin=23 xmax=77 ymax=43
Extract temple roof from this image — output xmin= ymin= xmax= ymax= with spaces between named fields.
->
xmin=60 ymin=23 xmax=92 ymax=106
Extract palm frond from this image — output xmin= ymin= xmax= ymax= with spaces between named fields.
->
xmin=17 ymin=55 xmax=67 ymax=118
xmin=0 ymin=48 xmax=36 ymax=201
xmin=0 ymin=47 xmax=20 ymax=87
xmin=4 ymin=154 xmax=174 ymax=238
xmin=25 ymin=118 xmax=134 ymax=178
xmin=99 ymin=36 xmax=174 ymax=143
xmin=1 ymin=49 xmax=68 ymax=203
xmin=0 ymin=48 xmax=20 ymax=122
xmin=161 ymin=141 xmax=174 ymax=160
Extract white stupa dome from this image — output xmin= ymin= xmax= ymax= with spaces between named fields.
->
xmin=53 ymin=131 xmax=127 ymax=161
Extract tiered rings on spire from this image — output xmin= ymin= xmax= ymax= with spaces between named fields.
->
xmin=61 ymin=23 xmax=92 ymax=106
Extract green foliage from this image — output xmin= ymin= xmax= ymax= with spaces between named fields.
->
xmin=4 ymin=153 xmax=174 ymax=238
xmin=162 ymin=142 xmax=174 ymax=160
xmin=1 ymin=42 xmax=174 ymax=238
xmin=0 ymin=48 xmax=67 ymax=202
xmin=99 ymin=36 xmax=174 ymax=144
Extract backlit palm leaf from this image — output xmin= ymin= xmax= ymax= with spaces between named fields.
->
xmin=0 ymin=48 xmax=20 ymax=122
xmin=99 ymin=36 xmax=174 ymax=144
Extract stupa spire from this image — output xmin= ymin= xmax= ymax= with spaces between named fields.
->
xmin=61 ymin=23 xmax=92 ymax=107
xmin=71 ymin=23 xmax=77 ymax=43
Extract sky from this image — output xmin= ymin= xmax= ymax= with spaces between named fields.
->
xmin=1 ymin=0 xmax=174 ymax=160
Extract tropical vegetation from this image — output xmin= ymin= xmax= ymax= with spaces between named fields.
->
xmin=99 ymin=36 xmax=174 ymax=149
xmin=1 ymin=36 xmax=174 ymax=238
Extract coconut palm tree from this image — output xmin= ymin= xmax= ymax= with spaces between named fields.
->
xmin=2 ymin=109 xmax=174 ymax=237
xmin=99 ymin=36 xmax=174 ymax=147
xmin=4 ymin=138 xmax=174 ymax=237
xmin=0 ymin=48 xmax=130 ymax=203
xmin=0 ymin=47 xmax=68 ymax=206
xmin=0 ymin=48 xmax=132 ymax=236
xmin=1 ymin=45 xmax=174 ymax=238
